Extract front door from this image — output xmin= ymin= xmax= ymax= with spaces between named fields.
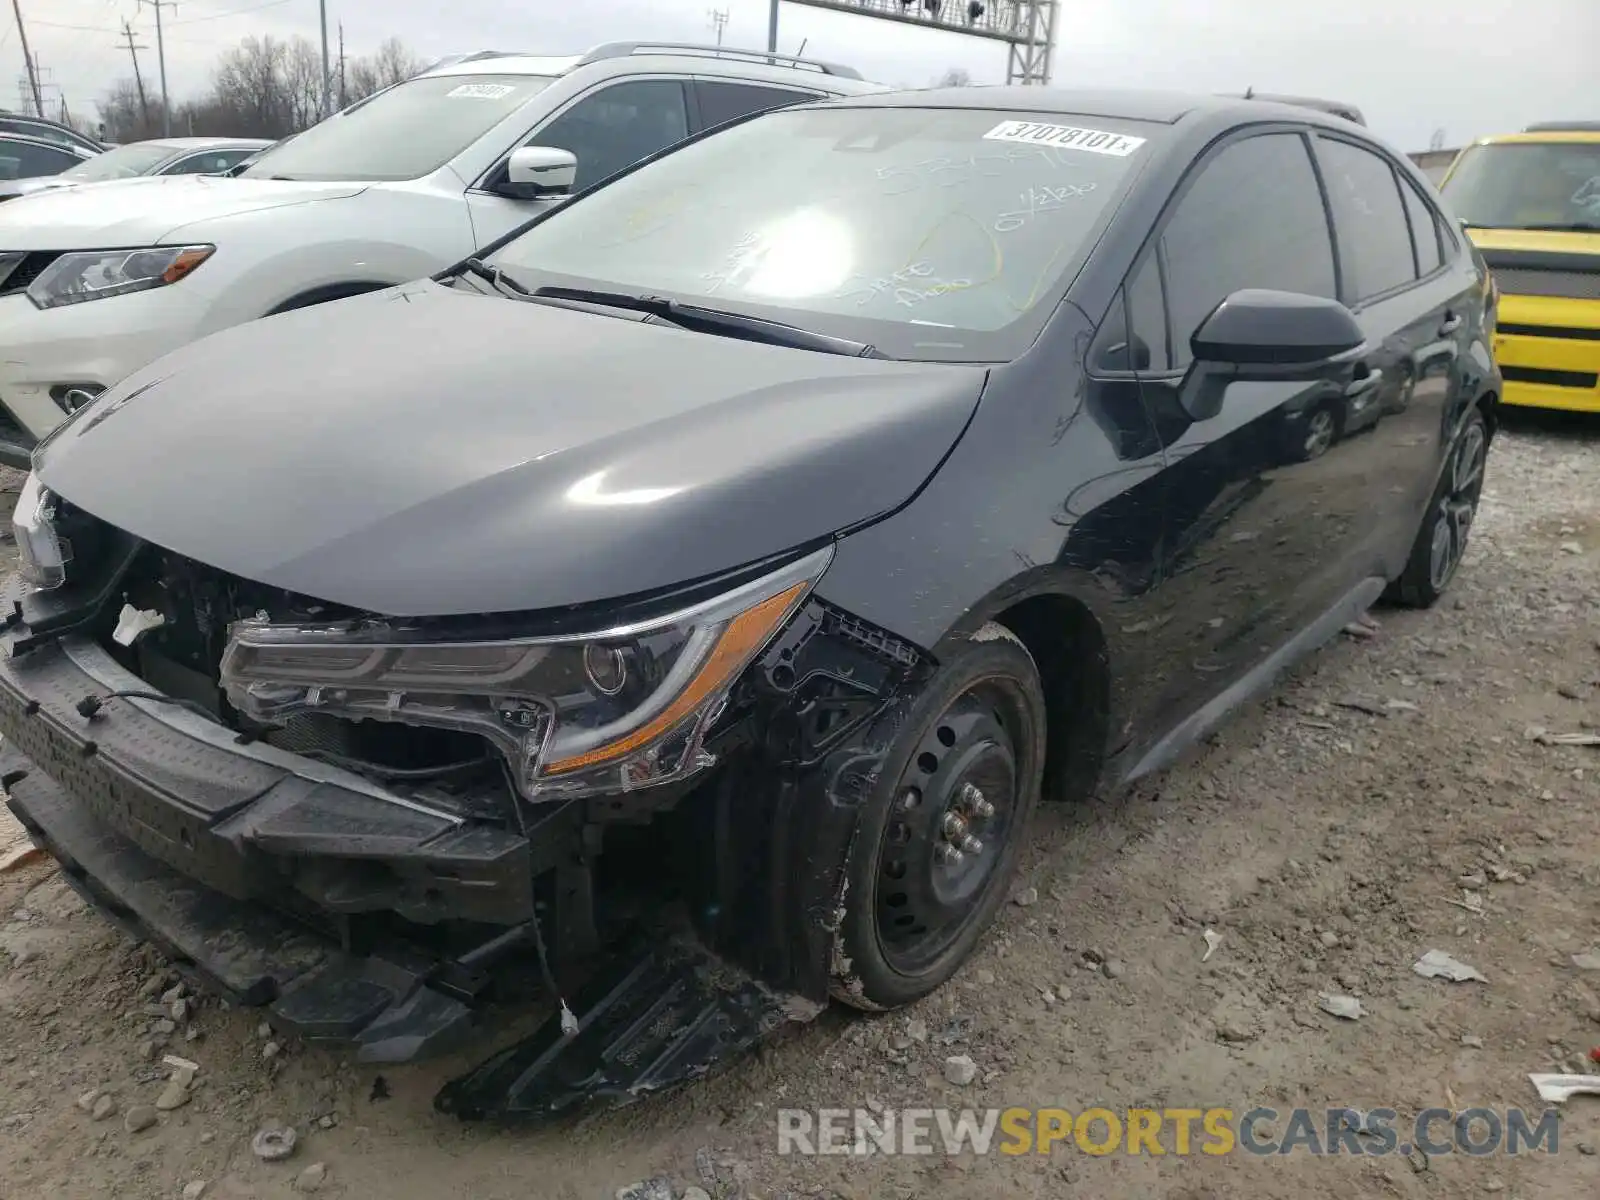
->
xmin=464 ymin=78 xmax=693 ymax=247
xmin=1125 ymin=128 xmax=1383 ymax=735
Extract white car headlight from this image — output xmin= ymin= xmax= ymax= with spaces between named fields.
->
xmin=27 ymin=245 xmax=214 ymax=309
xmin=219 ymin=547 xmax=831 ymax=801
xmin=11 ymin=472 xmax=72 ymax=590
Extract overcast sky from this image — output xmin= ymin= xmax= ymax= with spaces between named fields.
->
xmin=17 ymin=0 xmax=1598 ymax=151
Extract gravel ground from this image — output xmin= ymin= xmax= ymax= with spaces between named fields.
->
xmin=1 ymin=412 xmax=1598 ymax=1200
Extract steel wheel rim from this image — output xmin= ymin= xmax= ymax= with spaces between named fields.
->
xmin=873 ymin=683 xmax=1023 ymax=976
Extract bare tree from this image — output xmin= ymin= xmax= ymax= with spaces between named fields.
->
xmin=282 ymin=38 xmax=324 ymax=130
xmin=344 ymin=37 xmax=425 ymax=105
xmin=95 ymin=34 xmax=426 ymax=142
xmin=935 ymin=67 xmax=972 ymax=87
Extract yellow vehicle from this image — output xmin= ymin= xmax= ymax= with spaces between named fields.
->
xmin=1440 ymin=122 xmax=1600 ymax=413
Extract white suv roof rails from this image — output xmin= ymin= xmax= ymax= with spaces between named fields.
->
xmin=576 ymin=41 xmax=863 ymax=79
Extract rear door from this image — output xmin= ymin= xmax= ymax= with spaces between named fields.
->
xmin=1312 ymin=133 xmax=1474 ymax=570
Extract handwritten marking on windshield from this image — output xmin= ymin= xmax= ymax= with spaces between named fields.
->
xmin=1573 ymin=175 xmax=1600 ymax=213
xmin=699 ymin=232 xmax=762 ymax=294
xmin=994 ymin=183 xmax=1098 ymax=232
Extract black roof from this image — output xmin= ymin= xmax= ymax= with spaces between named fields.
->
xmin=823 ymin=86 xmax=1382 ymax=138
xmin=828 ymin=86 xmax=1237 ymax=123
xmin=1226 ymin=92 xmax=1365 ymax=125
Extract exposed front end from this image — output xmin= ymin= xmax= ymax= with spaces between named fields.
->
xmin=0 ymin=481 xmax=932 ymax=1116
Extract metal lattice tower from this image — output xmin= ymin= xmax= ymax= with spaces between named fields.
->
xmin=780 ymin=0 xmax=1058 ymax=85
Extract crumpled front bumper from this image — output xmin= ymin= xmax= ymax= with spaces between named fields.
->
xmin=0 ymin=627 xmax=541 ymax=1062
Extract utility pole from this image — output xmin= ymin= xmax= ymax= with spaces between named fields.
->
xmin=10 ymin=0 xmax=42 ymax=117
xmin=707 ymin=8 xmax=728 ymax=44
xmin=318 ymin=0 xmax=331 ymax=119
xmin=336 ymin=22 xmax=347 ymax=109
xmin=767 ymin=0 xmax=779 ymax=54
xmin=120 ymin=21 xmax=151 ymax=133
xmin=139 ymin=0 xmax=173 ymax=137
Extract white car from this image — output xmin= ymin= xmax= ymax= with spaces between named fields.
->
xmin=0 ymin=42 xmax=881 ymax=465
xmin=0 ymin=136 xmax=272 ymax=203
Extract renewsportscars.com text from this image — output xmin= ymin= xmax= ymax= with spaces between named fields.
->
xmin=776 ymin=1106 xmax=1561 ymax=1158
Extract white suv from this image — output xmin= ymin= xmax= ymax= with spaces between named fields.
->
xmin=0 ymin=42 xmax=881 ymax=464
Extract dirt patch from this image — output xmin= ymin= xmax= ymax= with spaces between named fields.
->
xmin=1 ymin=415 xmax=1599 ymax=1199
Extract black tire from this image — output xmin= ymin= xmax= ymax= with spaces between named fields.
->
xmin=1387 ymin=408 xmax=1488 ymax=608
xmin=829 ymin=623 xmax=1046 ymax=1012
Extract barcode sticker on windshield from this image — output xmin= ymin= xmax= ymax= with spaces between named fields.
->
xmin=983 ymin=120 xmax=1145 ymax=157
xmin=447 ymin=82 xmax=517 ymax=100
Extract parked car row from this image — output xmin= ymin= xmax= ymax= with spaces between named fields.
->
xmin=0 ymin=43 xmax=882 ymax=465
xmin=0 ymin=46 xmax=1506 ymax=1122
xmin=0 ymin=136 xmax=270 ymax=203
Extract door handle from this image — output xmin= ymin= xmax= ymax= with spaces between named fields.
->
xmin=1439 ymin=312 xmax=1463 ymax=335
xmin=1345 ymin=368 xmax=1383 ymax=398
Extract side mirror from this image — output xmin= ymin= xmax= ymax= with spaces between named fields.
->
xmin=1192 ymin=289 xmax=1365 ymax=366
xmin=500 ymin=146 xmax=577 ymax=200
xmin=1181 ymin=290 xmax=1365 ymax=421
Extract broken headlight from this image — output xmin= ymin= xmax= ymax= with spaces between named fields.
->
xmin=12 ymin=472 xmax=72 ymax=590
xmin=219 ymin=547 xmax=830 ymax=800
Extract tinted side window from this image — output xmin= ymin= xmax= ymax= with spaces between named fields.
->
xmin=1318 ymin=138 xmax=1416 ymax=300
xmin=1090 ymin=253 xmax=1166 ymax=373
xmin=0 ymin=139 xmax=78 ymax=180
xmin=1399 ymin=176 xmax=1443 ymax=276
xmin=532 ymin=80 xmax=689 ymax=191
xmin=1126 ymin=251 xmax=1169 ymax=371
xmin=1162 ymin=133 xmax=1336 ymax=369
xmin=696 ymin=80 xmax=820 ymax=130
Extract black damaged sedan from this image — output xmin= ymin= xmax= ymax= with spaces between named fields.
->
xmin=0 ymin=88 xmax=1499 ymax=1119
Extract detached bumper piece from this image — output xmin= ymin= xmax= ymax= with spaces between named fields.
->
xmin=5 ymin=763 xmax=475 ymax=1062
xmin=435 ymin=937 xmax=804 ymax=1122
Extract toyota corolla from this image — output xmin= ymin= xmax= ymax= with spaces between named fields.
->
xmin=0 ymin=87 xmax=1499 ymax=1120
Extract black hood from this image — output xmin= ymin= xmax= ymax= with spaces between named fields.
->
xmin=36 ymin=281 xmax=985 ymax=616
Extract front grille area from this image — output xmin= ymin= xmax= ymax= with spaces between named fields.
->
xmin=1497 ymin=322 xmax=1600 ymax=341
xmin=1501 ymin=365 xmax=1600 ymax=389
xmin=1490 ymin=268 xmax=1600 ymax=301
xmin=0 ymin=250 xmax=61 ymax=296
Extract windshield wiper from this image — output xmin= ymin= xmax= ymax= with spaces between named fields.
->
xmin=528 ymin=285 xmax=885 ymax=358
xmin=457 ymin=257 xmax=530 ymax=298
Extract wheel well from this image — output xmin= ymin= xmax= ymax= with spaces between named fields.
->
xmin=267 ymin=281 xmax=390 ymax=316
xmin=1475 ymin=389 xmax=1499 ymax=438
xmin=990 ymin=593 xmax=1110 ymax=805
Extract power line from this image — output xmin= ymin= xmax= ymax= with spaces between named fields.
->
xmin=30 ymin=19 xmax=121 ymax=33
xmin=169 ymin=0 xmax=293 ymax=26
